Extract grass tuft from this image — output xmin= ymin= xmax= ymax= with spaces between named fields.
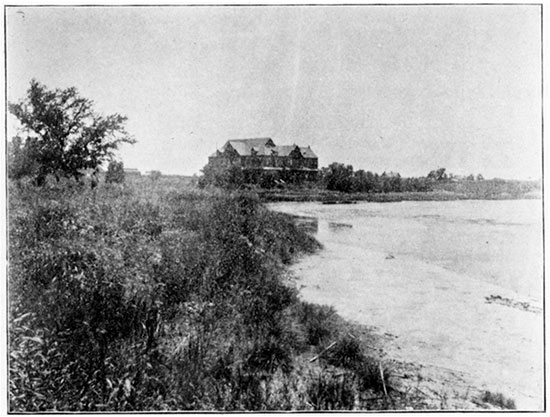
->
xmin=480 ymin=391 xmax=516 ymax=410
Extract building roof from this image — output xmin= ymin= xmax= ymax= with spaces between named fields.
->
xmin=272 ymin=145 xmax=317 ymax=158
xmin=214 ymin=138 xmax=317 ymax=158
xmin=222 ymin=138 xmax=275 ymax=156
xmin=124 ymin=168 xmax=141 ymax=174
xmin=227 ymin=137 xmax=275 ymax=148
xmin=299 ymin=146 xmax=317 ymax=158
xmin=272 ymin=145 xmax=298 ymax=156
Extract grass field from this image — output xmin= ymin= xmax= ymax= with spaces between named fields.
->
xmin=9 ymin=176 xmax=440 ymax=411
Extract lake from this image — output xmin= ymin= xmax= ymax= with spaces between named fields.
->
xmin=269 ymin=199 xmax=544 ymax=410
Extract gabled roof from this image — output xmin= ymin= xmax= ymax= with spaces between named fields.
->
xmin=227 ymin=137 xmax=275 ymax=148
xmin=273 ymin=145 xmax=300 ymax=157
xmin=209 ymin=149 xmax=222 ymax=158
xmin=273 ymin=145 xmax=317 ymax=158
xmin=222 ymin=137 xmax=275 ymax=156
xmin=214 ymin=137 xmax=318 ymax=159
xmin=299 ymin=146 xmax=317 ymax=158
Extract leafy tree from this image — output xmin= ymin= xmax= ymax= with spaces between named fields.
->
xmin=323 ymin=162 xmax=354 ymax=192
xmin=476 ymin=173 xmax=485 ymax=181
xmin=379 ymin=172 xmax=400 ymax=193
xmin=7 ymin=136 xmax=40 ymax=180
xmin=105 ymin=161 xmax=125 ymax=184
xmin=427 ymin=168 xmax=448 ymax=182
xmin=389 ymin=172 xmax=402 ymax=192
xmin=199 ymin=163 xmax=245 ymax=189
xmin=9 ymin=79 xmax=135 ymax=185
xmin=148 ymin=170 xmax=162 ymax=181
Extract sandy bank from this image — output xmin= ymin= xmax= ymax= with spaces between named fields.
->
xmin=290 ymin=241 xmax=544 ymax=410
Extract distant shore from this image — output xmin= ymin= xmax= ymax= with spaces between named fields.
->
xmin=258 ymin=189 xmax=541 ymax=203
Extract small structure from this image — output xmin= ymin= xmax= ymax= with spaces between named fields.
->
xmin=124 ymin=168 xmax=141 ymax=177
xmin=207 ymin=137 xmax=319 ymax=182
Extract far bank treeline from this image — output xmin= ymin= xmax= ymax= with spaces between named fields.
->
xmin=200 ymin=162 xmax=540 ymax=200
xmin=201 ymin=161 xmax=434 ymax=193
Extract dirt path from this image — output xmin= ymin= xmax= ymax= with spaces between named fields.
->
xmin=290 ymin=241 xmax=544 ymax=410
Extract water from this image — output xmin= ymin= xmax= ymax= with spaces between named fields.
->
xmin=271 ymin=199 xmax=543 ymax=301
xmin=269 ymin=199 xmax=544 ymax=409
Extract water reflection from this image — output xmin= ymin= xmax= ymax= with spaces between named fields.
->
xmin=291 ymin=215 xmax=318 ymax=234
xmin=328 ymin=222 xmax=353 ymax=231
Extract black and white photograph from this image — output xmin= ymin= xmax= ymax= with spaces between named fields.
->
xmin=5 ymin=4 xmax=543 ymax=412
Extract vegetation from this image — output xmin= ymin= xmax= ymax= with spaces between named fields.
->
xmin=480 ymin=391 xmax=516 ymax=410
xmin=105 ymin=161 xmax=125 ymax=184
xmin=8 ymin=176 xmax=422 ymax=411
xmin=8 ymin=80 xmax=134 ymax=185
xmin=148 ymin=170 xmax=162 ymax=181
xmin=7 ymin=80 xmax=525 ymax=411
xmin=200 ymin=157 xmax=539 ymax=202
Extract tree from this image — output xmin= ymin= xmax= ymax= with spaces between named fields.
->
xmin=199 ymin=163 xmax=245 ymax=189
xmin=323 ymin=162 xmax=354 ymax=192
xmin=9 ymin=79 xmax=135 ymax=185
xmin=7 ymin=136 xmax=40 ymax=180
xmin=352 ymin=169 xmax=370 ymax=193
xmin=389 ymin=172 xmax=402 ymax=192
xmin=105 ymin=160 xmax=125 ymax=184
xmin=148 ymin=170 xmax=162 ymax=181
xmin=427 ymin=168 xmax=448 ymax=182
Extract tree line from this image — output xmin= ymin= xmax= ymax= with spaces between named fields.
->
xmin=321 ymin=164 xmax=486 ymax=194
xmin=321 ymin=163 xmax=430 ymax=193
xmin=8 ymin=79 xmax=487 ymax=194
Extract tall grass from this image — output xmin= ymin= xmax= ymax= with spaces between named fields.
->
xmin=8 ymin=177 xmax=410 ymax=411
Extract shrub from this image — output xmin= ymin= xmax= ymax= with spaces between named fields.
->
xmin=480 ymin=391 xmax=516 ymax=410
xmin=297 ymin=302 xmax=337 ymax=346
xmin=325 ymin=336 xmax=364 ymax=369
xmin=105 ymin=161 xmax=125 ymax=184
xmin=244 ymin=336 xmax=292 ymax=374
xmin=9 ymin=178 xmax=407 ymax=412
xmin=324 ymin=336 xmax=392 ymax=396
xmin=306 ymin=371 xmax=356 ymax=410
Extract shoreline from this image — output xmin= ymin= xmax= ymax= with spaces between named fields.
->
xmin=289 ymin=240 xmax=543 ymax=410
xmin=258 ymin=189 xmax=541 ymax=203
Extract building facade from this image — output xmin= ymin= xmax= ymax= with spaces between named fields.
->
xmin=207 ymin=138 xmax=318 ymax=182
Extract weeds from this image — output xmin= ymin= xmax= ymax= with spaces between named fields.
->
xmin=480 ymin=390 xmax=516 ymax=410
xmin=297 ymin=302 xmax=338 ymax=346
xmin=307 ymin=371 xmax=356 ymax=410
xmin=8 ymin=178 xmax=413 ymax=411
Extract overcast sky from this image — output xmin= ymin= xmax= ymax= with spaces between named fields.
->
xmin=6 ymin=5 xmax=542 ymax=179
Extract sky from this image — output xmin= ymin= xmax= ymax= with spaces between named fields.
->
xmin=6 ymin=5 xmax=542 ymax=179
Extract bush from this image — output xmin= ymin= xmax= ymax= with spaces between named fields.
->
xmin=324 ymin=336 xmax=392 ymax=396
xmin=480 ymin=391 xmax=516 ymax=410
xmin=105 ymin=161 xmax=125 ymax=184
xmin=325 ymin=336 xmax=364 ymax=369
xmin=10 ymin=179 xmax=417 ymax=412
xmin=296 ymin=302 xmax=337 ymax=346
xmin=306 ymin=371 xmax=356 ymax=410
xmin=8 ymin=181 xmax=325 ymax=411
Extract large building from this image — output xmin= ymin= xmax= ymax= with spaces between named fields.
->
xmin=207 ymin=137 xmax=319 ymax=182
